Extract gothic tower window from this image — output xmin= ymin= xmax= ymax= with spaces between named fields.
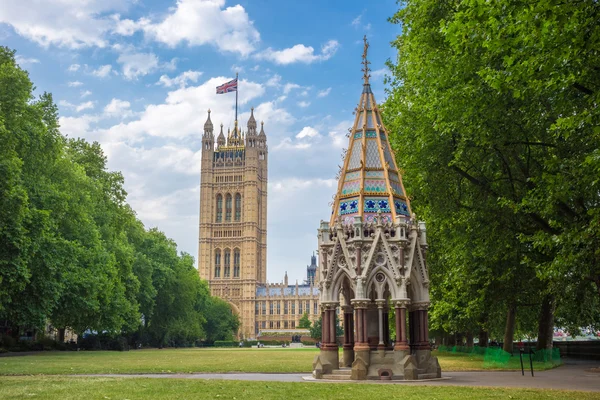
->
xmin=216 ymin=194 xmax=223 ymax=222
xmin=233 ymin=248 xmax=240 ymax=278
xmin=225 ymin=194 xmax=232 ymax=221
xmin=214 ymin=250 xmax=221 ymax=278
xmin=235 ymin=193 xmax=242 ymax=221
xmin=224 ymin=249 xmax=231 ymax=277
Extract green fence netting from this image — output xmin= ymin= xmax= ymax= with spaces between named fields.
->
xmin=436 ymin=345 xmax=561 ymax=368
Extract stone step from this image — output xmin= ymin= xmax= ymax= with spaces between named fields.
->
xmin=322 ymin=373 xmax=352 ymax=381
xmin=331 ymin=369 xmax=351 ymax=375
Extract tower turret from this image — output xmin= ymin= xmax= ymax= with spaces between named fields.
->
xmin=258 ymin=121 xmax=267 ymax=148
xmin=217 ymin=124 xmax=226 ymax=147
xmin=202 ymin=109 xmax=214 ymax=152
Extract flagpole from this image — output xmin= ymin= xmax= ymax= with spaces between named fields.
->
xmin=235 ymin=72 xmax=238 ymax=123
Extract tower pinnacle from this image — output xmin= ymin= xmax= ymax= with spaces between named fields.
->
xmin=361 ymin=35 xmax=371 ymax=85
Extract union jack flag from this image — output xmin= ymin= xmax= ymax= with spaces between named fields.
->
xmin=216 ymin=78 xmax=238 ymax=94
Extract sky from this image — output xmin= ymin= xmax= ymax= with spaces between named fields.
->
xmin=1 ymin=0 xmax=401 ymax=284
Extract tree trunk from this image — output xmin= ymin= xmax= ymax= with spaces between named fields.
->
xmin=503 ymin=304 xmax=516 ymax=353
xmin=466 ymin=332 xmax=474 ymax=347
xmin=536 ymin=294 xmax=555 ymax=351
xmin=58 ymin=328 xmax=66 ymax=343
xmin=478 ymin=330 xmax=489 ymax=347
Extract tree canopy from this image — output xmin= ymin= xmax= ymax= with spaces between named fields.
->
xmin=384 ymin=0 xmax=600 ymax=350
xmin=0 ymin=47 xmax=238 ymax=347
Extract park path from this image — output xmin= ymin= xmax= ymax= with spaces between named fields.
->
xmin=80 ymin=360 xmax=600 ymax=392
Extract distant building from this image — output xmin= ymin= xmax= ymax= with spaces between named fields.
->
xmin=198 ymin=109 xmax=319 ymax=338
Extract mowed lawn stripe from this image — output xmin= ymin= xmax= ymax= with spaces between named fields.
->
xmin=0 ymin=377 xmax=597 ymax=400
xmin=0 ymin=348 xmax=558 ymax=375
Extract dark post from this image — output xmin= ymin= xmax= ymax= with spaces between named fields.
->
xmin=519 ymin=348 xmax=524 ymax=376
xmin=529 ymin=348 xmax=534 ymax=377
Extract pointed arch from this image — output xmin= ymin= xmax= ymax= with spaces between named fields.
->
xmin=216 ymin=194 xmax=223 ymax=222
xmin=225 ymin=194 xmax=232 ymax=221
xmin=215 ymin=249 xmax=222 ymax=278
xmin=235 ymin=193 xmax=242 ymax=221
xmin=224 ymin=248 xmax=231 ymax=278
xmin=365 ymin=265 xmax=397 ymax=300
xmin=233 ymin=248 xmax=240 ymax=278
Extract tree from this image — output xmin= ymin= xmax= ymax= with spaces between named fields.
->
xmin=0 ymin=47 xmax=236 ymax=348
xmin=385 ymin=0 xmax=600 ymax=351
xmin=298 ymin=313 xmax=311 ymax=329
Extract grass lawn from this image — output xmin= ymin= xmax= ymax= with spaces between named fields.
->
xmin=0 ymin=376 xmax=596 ymax=400
xmin=0 ymin=348 xmax=558 ymax=375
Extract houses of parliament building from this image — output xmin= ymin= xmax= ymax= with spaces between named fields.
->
xmin=197 ymin=109 xmax=320 ymax=338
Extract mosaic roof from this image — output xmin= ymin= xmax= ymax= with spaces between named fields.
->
xmin=330 ymin=36 xmax=412 ymax=225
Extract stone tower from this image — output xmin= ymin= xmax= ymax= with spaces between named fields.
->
xmin=198 ymin=108 xmax=268 ymax=339
xmin=312 ymin=37 xmax=441 ymax=380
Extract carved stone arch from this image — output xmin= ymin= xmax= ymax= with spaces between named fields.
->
xmin=332 ymin=268 xmax=354 ymax=302
xmin=366 ymin=266 xmax=397 ymax=300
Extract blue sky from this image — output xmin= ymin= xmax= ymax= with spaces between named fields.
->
xmin=1 ymin=0 xmax=401 ymax=284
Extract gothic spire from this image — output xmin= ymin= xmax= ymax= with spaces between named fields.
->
xmin=203 ymin=109 xmax=213 ymax=137
xmin=217 ymin=123 xmax=225 ymax=147
xmin=247 ymin=107 xmax=257 ymax=133
xmin=330 ymin=37 xmax=411 ymax=225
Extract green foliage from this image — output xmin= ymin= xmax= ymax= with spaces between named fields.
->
xmin=385 ymin=0 xmax=600 ymax=346
xmin=298 ymin=312 xmax=311 ymax=329
xmin=0 ymin=46 xmax=238 ymax=347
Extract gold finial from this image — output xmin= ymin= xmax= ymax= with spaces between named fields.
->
xmin=361 ymin=35 xmax=371 ymax=85
xmin=208 ymin=108 xmax=211 ymax=113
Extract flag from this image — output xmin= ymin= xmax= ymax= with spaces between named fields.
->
xmin=216 ymin=78 xmax=238 ymax=94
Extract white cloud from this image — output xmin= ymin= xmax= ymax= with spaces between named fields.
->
xmin=317 ymin=87 xmax=331 ymax=98
xmin=100 ymin=76 xmax=266 ymax=142
xmin=251 ymin=65 xmax=260 ymax=71
xmin=296 ymin=126 xmax=319 ymax=139
xmin=80 ymin=90 xmax=92 ymax=98
xmin=257 ymin=40 xmax=340 ymax=65
xmin=328 ymin=120 xmax=353 ymax=148
xmin=92 ymin=64 xmax=113 ymax=78
xmin=67 ymin=81 xmax=83 ymax=87
xmin=0 ymin=0 xmax=129 ymax=48
xmin=104 ymin=98 xmax=132 ymax=118
xmin=297 ymin=101 xmax=310 ymax=108
xmin=274 ymin=138 xmax=311 ymax=150
xmin=15 ymin=55 xmax=40 ymax=66
xmin=59 ymin=99 xmax=95 ymax=112
xmin=230 ymin=64 xmax=244 ymax=73
xmin=68 ymin=63 xmax=80 ymax=72
xmin=136 ymin=0 xmax=260 ymax=56
xmin=270 ymin=178 xmax=336 ymax=194
xmin=283 ymin=83 xmax=301 ymax=94
xmin=117 ymin=52 xmax=158 ymax=80
xmin=351 ymin=12 xmax=370 ymax=31
xmin=266 ymin=74 xmax=281 ymax=87
xmin=157 ymin=70 xmax=203 ymax=88
xmin=58 ymin=114 xmax=99 ymax=137
xmin=76 ymin=101 xmax=95 ymax=112
xmin=371 ymin=68 xmax=388 ymax=80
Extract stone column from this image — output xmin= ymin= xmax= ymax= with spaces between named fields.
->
xmin=342 ymin=305 xmax=354 ymax=367
xmin=412 ymin=302 xmax=431 ymax=351
xmin=321 ymin=302 xmax=339 ymax=351
xmin=321 ymin=308 xmax=328 ymax=345
xmin=318 ymin=302 xmax=339 ymax=373
xmin=351 ymin=300 xmax=370 ymax=352
xmin=394 ymin=300 xmax=410 ymax=351
xmin=376 ymin=300 xmax=386 ymax=350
